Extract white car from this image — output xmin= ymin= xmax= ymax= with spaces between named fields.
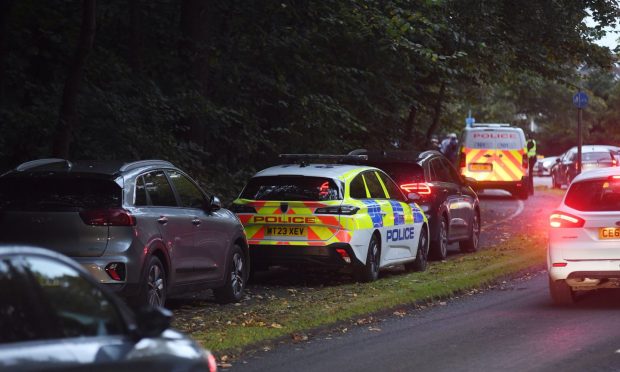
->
xmin=548 ymin=167 xmax=620 ymax=305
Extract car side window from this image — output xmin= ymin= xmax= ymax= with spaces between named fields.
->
xmin=378 ymin=171 xmax=406 ymax=201
xmin=0 ymin=257 xmax=45 ymax=344
xmin=143 ymin=171 xmax=177 ymax=207
xmin=430 ymin=159 xmax=450 ymax=183
xmin=364 ymin=172 xmax=388 ymax=199
xmin=134 ymin=175 xmax=148 ymax=206
xmin=167 ymin=170 xmax=206 ymax=209
xmin=349 ymin=174 xmax=368 ymax=198
xmin=440 ymin=158 xmax=462 ymax=184
xmin=22 ymin=256 xmax=125 ymax=339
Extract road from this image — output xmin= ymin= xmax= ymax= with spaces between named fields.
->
xmin=230 ymin=179 xmax=620 ymax=372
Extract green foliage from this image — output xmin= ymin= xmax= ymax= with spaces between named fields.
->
xmin=1 ymin=0 xmax=618 ymax=200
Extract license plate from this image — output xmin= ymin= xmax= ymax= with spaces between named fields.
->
xmin=599 ymin=227 xmax=620 ymax=239
xmin=265 ymin=226 xmax=307 ymax=237
xmin=470 ymin=163 xmax=492 ymax=171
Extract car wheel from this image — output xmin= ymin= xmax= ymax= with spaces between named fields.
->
xmin=355 ymin=233 xmax=381 ymax=282
xmin=548 ymin=277 xmax=575 ymax=305
xmin=135 ymin=255 xmax=167 ymax=308
xmin=551 ymin=174 xmax=559 ymax=189
xmin=430 ymin=216 xmax=448 ymax=261
xmin=405 ymin=226 xmax=428 ymax=272
xmin=214 ymin=244 xmax=248 ymax=304
xmin=459 ymin=211 xmax=480 ymax=253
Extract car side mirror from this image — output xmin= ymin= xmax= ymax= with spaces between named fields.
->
xmin=207 ymin=195 xmax=222 ymax=212
xmin=135 ymin=306 xmax=172 ymax=338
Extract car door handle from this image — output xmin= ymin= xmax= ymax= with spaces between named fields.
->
xmin=157 ymin=216 xmax=168 ymax=224
xmin=192 ymin=218 xmax=201 ymax=226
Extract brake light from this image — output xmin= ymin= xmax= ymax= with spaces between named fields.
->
xmin=610 ymin=175 xmax=620 ymax=180
xmin=79 ymin=208 xmax=136 ymax=226
xmin=522 ymin=155 xmax=528 ymax=169
xmin=549 ymin=211 xmax=585 ymax=228
xmin=400 ymin=183 xmax=431 ymax=195
xmin=315 ymin=205 xmax=359 ymax=215
xmin=336 ymin=248 xmax=351 ymax=263
xmin=459 ymin=152 xmax=466 ymax=169
xmin=105 ymin=263 xmax=126 ymax=281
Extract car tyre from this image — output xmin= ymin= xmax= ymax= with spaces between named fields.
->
xmin=459 ymin=211 xmax=480 ymax=253
xmin=548 ymin=277 xmax=575 ymax=305
xmin=356 ymin=233 xmax=381 ymax=282
xmin=406 ymin=226 xmax=428 ymax=272
xmin=516 ymin=185 xmax=528 ymax=200
xmin=551 ymin=173 xmax=560 ymax=189
xmin=214 ymin=244 xmax=248 ymax=304
xmin=430 ymin=216 xmax=448 ymax=261
xmin=135 ymin=255 xmax=167 ymax=308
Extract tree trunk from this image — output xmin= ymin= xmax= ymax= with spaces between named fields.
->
xmin=403 ymin=104 xmax=418 ymax=147
xmin=426 ymin=82 xmax=446 ymax=141
xmin=128 ymin=0 xmax=143 ymax=72
xmin=0 ymin=0 xmax=15 ymax=105
xmin=52 ymin=0 xmax=96 ymax=158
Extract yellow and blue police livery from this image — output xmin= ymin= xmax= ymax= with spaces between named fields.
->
xmin=231 ymin=154 xmax=430 ymax=282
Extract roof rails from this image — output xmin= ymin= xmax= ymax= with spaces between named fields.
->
xmin=119 ymin=160 xmax=174 ymax=172
xmin=471 ymin=123 xmax=511 ymax=127
xmin=15 ymin=158 xmax=73 ymax=172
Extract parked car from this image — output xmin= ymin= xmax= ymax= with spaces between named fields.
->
xmin=0 ymin=159 xmax=248 ymax=306
xmin=534 ymin=156 xmax=558 ymax=176
xmin=350 ymin=150 xmax=481 ymax=260
xmin=231 ymin=154 xmax=430 ymax=282
xmin=551 ymin=146 xmax=618 ymax=188
xmin=548 ymin=167 xmax=620 ymax=305
xmin=0 ymin=246 xmax=218 ymax=371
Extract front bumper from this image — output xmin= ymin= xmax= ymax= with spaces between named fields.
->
xmin=250 ymin=243 xmax=364 ymax=268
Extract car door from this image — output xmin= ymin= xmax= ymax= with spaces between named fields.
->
xmin=377 ymin=171 xmax=420 ymax=261
xmin=430 ymin=158 xmax=466 ymax=239
xmin=441 ymin=158 xmax=476 ymax=239
xmin=166 ymin=169 xmax=227 ymax=283
xmin=0 ymin=254 xmax=131 ymax=370
xmin=137 ymin=170 xmax=194 ymax=284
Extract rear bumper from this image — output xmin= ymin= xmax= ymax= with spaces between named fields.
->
xmin=250 ymin=243 xmax=363 ymax=268
xmin=474 ymin=178 xmax=527 ymax=192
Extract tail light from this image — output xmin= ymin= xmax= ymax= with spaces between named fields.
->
xmin=79 ymin=208 xmax=136 ymax=226
xmin=549 ymin=211 xmax=585 ymax=228
xmin=315 ymin=205 xmax=359 ymax=215
xmin=459 ymin=152 xmax=466 ymax=169
xmin=522 ymin=155 xmax=528 ymax=169
xmin=105 ymin=262 xmax=126 ymax=281
xmin=400 ymin=183 xmax=432 ymax=195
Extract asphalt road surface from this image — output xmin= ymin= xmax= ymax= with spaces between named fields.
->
xmin=231 ymin=181 xmax=620 ymax=372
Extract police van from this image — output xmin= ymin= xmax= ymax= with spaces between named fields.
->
xmin=458 ymin=123 xmax=529 ymax=200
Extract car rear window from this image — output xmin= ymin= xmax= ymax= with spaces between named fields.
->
xmin=0 ymin=177 xmax=122 ymax=211
xmin=465 ymin=130 xmax=523 ymax=150
xmin=582 ymin=152 xmax=611 ymax=161
xmin=372 ymin=162 xmax=424 ymax=184
xmin=239 ymin=176 xmax=341 ymax=201
xmin=565 ymin=179 xmax=620 ymax=211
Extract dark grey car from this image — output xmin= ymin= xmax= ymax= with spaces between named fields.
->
xmin=0 ymin=159 xmax=249 ymax=305
xmin=0 ymin=246 xmax=218 ymax=372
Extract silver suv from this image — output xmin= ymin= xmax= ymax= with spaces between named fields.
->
xmin=0 ymin=159 xmax=249 ymax=306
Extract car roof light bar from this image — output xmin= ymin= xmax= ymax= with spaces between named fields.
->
xmin=471 ymin=123 xmax=511 ymax=127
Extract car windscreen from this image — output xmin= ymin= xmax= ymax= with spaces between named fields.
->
xmin=565 ymin=179 xmax=620 ymax=211
xmin=239 ymin=176 xmax=342 ymax=201
xmin=582 ymin=152 xmax=611 ymax=161
xmin=371 ymin=162 xmax=424 ymax=183
xmin=0 ymin=176 xmax=122 ymax=211
xmin=465 ymin=130 xmax=523 ymax=150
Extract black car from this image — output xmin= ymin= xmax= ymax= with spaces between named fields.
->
xmin=551 ymin=145 xmax=618 ymax=188
xmin=0 ymin=246 xmax=218 ymax=372
xmin=350 ymin=150 xmax=480 ymax=260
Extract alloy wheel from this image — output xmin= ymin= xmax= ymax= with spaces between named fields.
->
xmin=147 ymin=264 xmax=165 ymax=306
xmin=230 ymin=252 xmax=245 ymax=298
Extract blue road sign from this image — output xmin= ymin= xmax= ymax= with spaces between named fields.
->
xmin=573 ymin=91 xmax=588 ymax=109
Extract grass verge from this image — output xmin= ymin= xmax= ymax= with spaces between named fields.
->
xmin=174 ymin=228 xmax=547 ymax=354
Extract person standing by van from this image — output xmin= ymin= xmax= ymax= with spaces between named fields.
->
xmin=526 ymin=132 xmax=537 ymax=195
xmin=440 ymin=133 xmax=459 ymax=164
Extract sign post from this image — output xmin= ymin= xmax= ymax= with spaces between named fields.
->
xmin=573 ymin=91 xmax=588 ymax=175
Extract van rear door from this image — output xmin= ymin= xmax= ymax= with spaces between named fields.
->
xmin=462 ymin=129 xmax=526 ymax=182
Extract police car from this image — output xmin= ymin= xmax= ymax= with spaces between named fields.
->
xmin=231 ymin=154 xmax=429 ymax=282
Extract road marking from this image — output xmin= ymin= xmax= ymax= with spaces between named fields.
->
xmin=481 ymin=200 xmax=525 ymax=231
